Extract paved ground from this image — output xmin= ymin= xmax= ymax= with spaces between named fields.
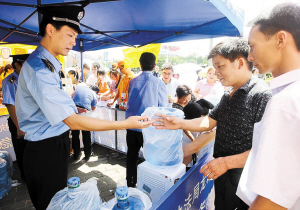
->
xmin=0 ymin=144 xmax=144 ymax=210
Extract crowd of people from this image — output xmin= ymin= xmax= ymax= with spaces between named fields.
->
xmin=1 ymin=2 xmax=299 ymax=210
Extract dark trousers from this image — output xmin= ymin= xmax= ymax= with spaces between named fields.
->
xmin=7 ymin=117 xmax=27 ymax=181
xmin=71 ymin=130 xmax=91 ymax=159
xmin=23 ymin=131 xmax=70 ymax=210
xmin=126 ymin=130 xmax=143 ymax=187
xmin=214 ymin=168 xmax=249 ymax=210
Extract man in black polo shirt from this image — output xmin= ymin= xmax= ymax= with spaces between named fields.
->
xmin=155 ymin=39 xmax=272 ymax=210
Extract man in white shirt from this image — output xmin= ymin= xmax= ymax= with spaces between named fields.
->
xmin=161 ymin=63 xmax=180 ymax=107
xmin=237 ymin=3 xmax=300 ymax=210
xmin=86 ymin=62 xmax=100 ymax=85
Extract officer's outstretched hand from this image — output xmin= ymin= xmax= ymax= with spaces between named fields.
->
xmin=124 ymin=115 xmax=156 ymax=129
xmin=152 ymin=114 xmax=183 ymax=130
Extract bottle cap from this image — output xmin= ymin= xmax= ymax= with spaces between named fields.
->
xmin=68 ymin=177 xmax=80 ymax=188
xmin=116 ymin=186 xmax=129 ymax=201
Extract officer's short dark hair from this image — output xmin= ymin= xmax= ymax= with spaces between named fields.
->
xmin=68 ymin=70 xmax=76 ymax=76
xmin=139 ymin=52 xmax=156 ymax=71
xmin=12 ymin=61 xmax=23 ymax=70
xmin=83 ymin=63 xmax=90 ymax=70
xmin=161 ymin=63 xmax=173 ymax=72
xmin=176 ymin=85 xmax=192 ymax=99
xmin=89 ymin=85 xmax=100 ymax=94
xmin=92 ymin=62 xmax=101 ymax=70
xmin=208 ymin=39 xmax=253 ymax=71
xmin=39 ymin=21 xmax=64 ymax=37
xmin=97 ymin=70 xmax=105 ymax=76
xmin=248 ymin=3 xmax=300 ymax=51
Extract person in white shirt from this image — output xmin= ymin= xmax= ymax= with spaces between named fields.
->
xmin=86 ymin=62 xmax=100 ymax=85
xmin=237 ymin=3 xmax=300 ymax=210
xmin=161 ymin=63 xmax=180 ymax=107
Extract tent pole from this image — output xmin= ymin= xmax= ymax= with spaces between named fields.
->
xmin=80 ymin=38 xmax=84 ymax=82
xmin=37 ymin=0 xmax=42 ymax=27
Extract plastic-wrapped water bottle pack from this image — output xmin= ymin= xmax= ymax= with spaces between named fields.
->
xmin=141 ymin=107 xmax=184 ymax=167
xmin=47 ymin=177 xmax=151 ymax=210
xmin=0 ymin=151 xmax=13 ymax=199
xmin=47 ymin=177 xmax=102 ymax=210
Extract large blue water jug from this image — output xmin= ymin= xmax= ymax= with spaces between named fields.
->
xmin=142 ymin=107 xmax=184 ymax=166
xmin=113 ymin=186 xmax=145 ymax=210
xmin=0 ymin=158 xmax=11 ymax=199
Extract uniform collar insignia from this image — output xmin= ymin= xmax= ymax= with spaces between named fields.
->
xmin=41 ymin=58 xmax=54 ymax=73
xmin=9 ymin=76 xmax=16 ymax=84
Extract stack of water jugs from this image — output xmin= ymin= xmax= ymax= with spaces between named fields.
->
xmin=47 ymin=177 xmax=152 ymax=210
xmin=0 ymin=151 xmax=13 ymax=199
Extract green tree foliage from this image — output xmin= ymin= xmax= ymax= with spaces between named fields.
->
xmin=156 ymin=54 xmax=208 ymax=69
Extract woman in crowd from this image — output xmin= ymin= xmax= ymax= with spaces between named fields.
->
xmin=97 ymin=69 xmax=110 ymax=94
xmin=194 ymin=66 xmax=218 ymax=99
xmin=172 ymin=85 xmax=196 ymax=110
xmin=100 ymin=70 xmax=122 ymax=102
xmin=67 ymin=70 xmax=79 ymax=85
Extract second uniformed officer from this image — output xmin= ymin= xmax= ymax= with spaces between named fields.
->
xmin=15 ymin=6 xmax=154 ymax=210
xmin=2 ymin=54 xmax=29 ymax=182
xmin=71 ymin=84 xmax=99 ymax=162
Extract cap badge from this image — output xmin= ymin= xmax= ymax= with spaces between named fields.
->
xmin=78 ymin=11 xmax=84 ymax=20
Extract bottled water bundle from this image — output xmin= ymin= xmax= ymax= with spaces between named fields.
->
xmin=142 ymin=107 xmax=184 ymax=167
xmin=0 ymin=151 xmax=13 ymax=199
xmin=47 ymin=177 xmax=102 ymax=210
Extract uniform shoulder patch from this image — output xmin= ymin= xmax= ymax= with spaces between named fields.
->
xmin=9 ymin=76 xmax=17 ymax=84
xmin=41 ymin=58 xmax=54 ymax=73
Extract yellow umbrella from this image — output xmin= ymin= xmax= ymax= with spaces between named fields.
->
xmin=122 ymin=43 xmax=161 ymax=68
xmin=0 ymin=43 xmax=37 ymax=55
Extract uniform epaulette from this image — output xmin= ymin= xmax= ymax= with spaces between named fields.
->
xmin=9 ymin=76 xmax=17 ymax=84
xmin=41 ymin=58 xmax=54 ymax=73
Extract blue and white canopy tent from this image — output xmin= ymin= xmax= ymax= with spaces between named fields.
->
xmin=0 ymin=0 xmax=244 ymax=79
xmin=0 ymin=0 xmax=244 ymax=51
